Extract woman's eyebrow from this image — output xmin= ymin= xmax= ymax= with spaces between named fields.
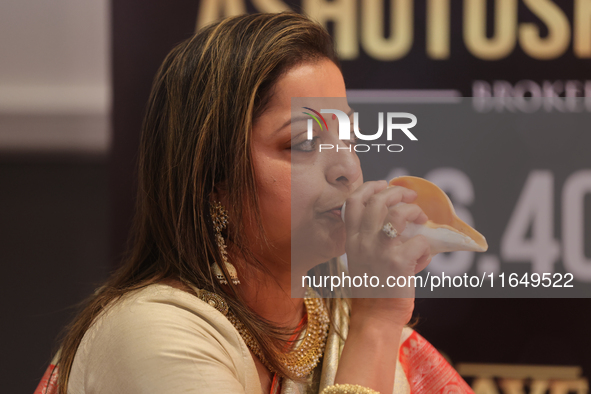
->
xmin=274 ymin=115 xmax=307 ymax=135
xmin=274 ymin=108 xmax=355 ymax=135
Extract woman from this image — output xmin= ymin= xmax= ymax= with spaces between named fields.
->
xmin=36 ymin=12 xmax=473 ymax=394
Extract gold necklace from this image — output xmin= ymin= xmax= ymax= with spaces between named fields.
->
xmin=196 ymin=287 xmax=329 ymax=378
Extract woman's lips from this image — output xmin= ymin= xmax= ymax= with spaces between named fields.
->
xmin=328 ymin=208 xmax=342 ymax=218
xmin=324 ymin=204 xmax=344 ymax=220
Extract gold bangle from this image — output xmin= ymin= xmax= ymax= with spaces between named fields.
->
xmin=320 ymin=383 xmax=380 ymax=394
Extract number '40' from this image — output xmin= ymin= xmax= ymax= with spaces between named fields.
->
xmin=501 ymin=170 xmax=591 ymax=280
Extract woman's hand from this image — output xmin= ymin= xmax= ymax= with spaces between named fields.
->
xmin=344 ymin=180 xmax=431 ymax=324
xmin=333 ymin=180 xmax=432 ymax=393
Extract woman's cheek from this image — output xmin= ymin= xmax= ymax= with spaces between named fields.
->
xmin=255 ymin=163 xmax=293 ymax=240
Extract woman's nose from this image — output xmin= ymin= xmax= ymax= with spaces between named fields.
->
xmin=325 ymin=142 xmax=362 ymax=188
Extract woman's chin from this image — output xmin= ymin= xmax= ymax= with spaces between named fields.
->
xmin=330 ymin=241 xmax=346 ymax=260
xmin=292 ymin=245 xmax=343 ymax=270
xmin=291 ymin=227 xmax=346 ymax=266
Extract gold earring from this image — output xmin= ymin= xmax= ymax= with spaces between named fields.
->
xmin=210 ymin=201 xmax=240 ymax=285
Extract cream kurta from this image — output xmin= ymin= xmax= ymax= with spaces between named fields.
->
xmin=68 ymin=284 xmax=412 ymax=394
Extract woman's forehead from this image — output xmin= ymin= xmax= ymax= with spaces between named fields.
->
xmin=253 ymin=60 xmax=347 ymax=134
xmin=268 ymin=60 xmax=346 ymax=110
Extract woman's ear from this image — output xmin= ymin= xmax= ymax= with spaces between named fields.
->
xmin=211 ymin=182 xmax=229 ymax=206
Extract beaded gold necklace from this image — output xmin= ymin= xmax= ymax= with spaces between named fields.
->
xmin=195 ymin=286 xmax=330 ymax=378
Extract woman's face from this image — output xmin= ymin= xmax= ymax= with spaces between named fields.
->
xmin=249 ymin=59 xmax=363 ymax=273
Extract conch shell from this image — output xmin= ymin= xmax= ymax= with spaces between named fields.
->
xmin=388 ymin=176 xmax=488 ymax=254
xmin=341 ymin=176 xmax=488 ymax=255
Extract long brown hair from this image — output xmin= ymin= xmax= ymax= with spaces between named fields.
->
xmin=56 ymin=12 xmax=346 ymax=392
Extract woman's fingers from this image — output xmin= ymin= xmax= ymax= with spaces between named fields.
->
xmin=358 ymin=192 xmax=390 ymax=235
xmin=384 ymin=202 xmax=428 ymax=236
xmin=347 ymin=184 xmax=418 ymax=235
xmin=344 ymin=181 xmax=388 ymax=232
xmin=414 ymin=253 xmax=432 ymax=274
xmin=383 ymin=186 xmax=419 ymax=206
xmin=344 ymin=182 xmax=434 ymax=288
xmin=395 ymin=234 xmax=431 ymax=267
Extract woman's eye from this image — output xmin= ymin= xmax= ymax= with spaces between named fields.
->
xmin=291 ymin=136 xmax=319 ymax=152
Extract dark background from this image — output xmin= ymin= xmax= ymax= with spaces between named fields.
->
xmin=7 ymin=1 xmax=590 ymax=393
